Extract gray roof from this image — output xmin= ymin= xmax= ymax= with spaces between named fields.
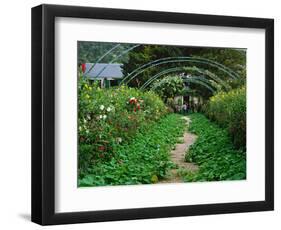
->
xmin=84 ymin=63 xmax=123 ymax=79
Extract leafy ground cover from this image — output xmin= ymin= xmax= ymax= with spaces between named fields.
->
xmin=184 ymin=113 xmax=246 ymax=182
xmin=79 ymin=113 xmax=185 ymax=186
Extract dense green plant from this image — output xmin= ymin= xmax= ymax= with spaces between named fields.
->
xmin=151 ymin=75 xmax=185 ymax=102
xmin=203 ymin=86 xmax=246 ymax=149
xmin=79 ymin=114 xmax=185 ymax=186
xmin=184 ymin=113 xmax=246 ymax=182
xmin=78 ymin=74 xmax=168 ymax=174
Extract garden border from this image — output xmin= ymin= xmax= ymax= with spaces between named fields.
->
xmin=31 ymin=4 xmax=274 ymax=225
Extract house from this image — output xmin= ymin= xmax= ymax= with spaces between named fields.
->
xmin=82 ymin=63 xmax=124 ymax=87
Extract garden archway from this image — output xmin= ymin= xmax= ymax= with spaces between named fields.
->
xmin=140 ymin=66 xmax=230 ymax=91
xmin=120 ymin=56 xmax=240 ymax=85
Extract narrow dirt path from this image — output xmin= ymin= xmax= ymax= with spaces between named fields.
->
xmin=160 ymin=116 xmax=198 ymax=183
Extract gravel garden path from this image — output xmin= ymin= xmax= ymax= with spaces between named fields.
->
xmin=160 ymin=116 xmax=198 ymax=183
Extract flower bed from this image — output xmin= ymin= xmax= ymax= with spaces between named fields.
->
xmin=78 ymin=76 xmax=168 ymax=177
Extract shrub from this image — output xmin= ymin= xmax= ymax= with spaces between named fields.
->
xmin=78 ymin=75 xmax=168 ymax=174
xmin=185 ymin=113 xmax=246 ymax=182
xmin=204 ymin=87 xmax=246 ymax=149
xmin=151 ymin=75 xmax=185 ymax=102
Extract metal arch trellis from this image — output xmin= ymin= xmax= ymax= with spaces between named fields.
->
xmin=83 ymin=43 xmax=121 ymax=77
xmin=94 ymin=44 xmax=141 ymax=78
xmin=119 ymin=56 xmax=240 ymax=85
xmin=122 ymin=58 xmax=238 ymax=85
xmin=182 ymin=78 xmax=216 ymax=93
xmin=82 ymin=46 xmax=240 ymax=94
xmin=192 ymin=67 xmax=231 ymax=91
xmin=149 ymin=75 xmax=217 ymax=94
xmin=182 ymin=77 xmax=217 ymax=93
xmin=141 ymin=67 xmax=210 ymax=90
xmin=140 ymin=66 xmax=230 ymax=90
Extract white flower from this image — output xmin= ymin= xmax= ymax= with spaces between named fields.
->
xmin=100 ymin=105 xmax=105 ymax=110
xmin=116 ymin=137 xmax=122 ymax=143
xmin=99 ymin=115 xmax=103 ymax=119
xmin=103 ymin=115 xmax=107 ymax=119
xmin=107 ymin=107 xmax=111 ymax=112
xmin=87 ymin=114 xmax=91 ymax=120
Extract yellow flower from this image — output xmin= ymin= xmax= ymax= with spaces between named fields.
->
xmin=151 ymin=175 xmax=158 ymax=183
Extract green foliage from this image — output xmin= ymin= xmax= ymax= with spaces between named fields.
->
xmin=151 ymin=75 xmax=185 ymax=102
xmin=123 ymin=45 xmax=183 ymax=87
xmin=79 ymin=114 xmax=185 ymax=186
xmin=196 ymin=48 xmax=246 ymax=76
xmin=184 ymin=113 xmax=246 ymax=182
xmin=204 ymin=87 xmax=246 ymax=149
xmin=78 ymin=75 xmax=168 ymax=176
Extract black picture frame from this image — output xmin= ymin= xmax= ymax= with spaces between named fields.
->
xmin=31 ymin=4 xmax=274 ymax=225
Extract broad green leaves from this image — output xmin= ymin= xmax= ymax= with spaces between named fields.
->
xmin=79 ymin=114 xmax=185 ymax=186
xmin=184 ymin=113 xmax=246 ymax=182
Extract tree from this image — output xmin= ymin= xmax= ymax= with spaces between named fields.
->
xmin=151 ymin=75 xmax=185 ymax=102
xmin=122 ymin=45 xmax=183 ymax=87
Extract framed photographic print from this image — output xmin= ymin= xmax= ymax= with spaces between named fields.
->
xmin=31 ymin=4 xmax=274 ymax=225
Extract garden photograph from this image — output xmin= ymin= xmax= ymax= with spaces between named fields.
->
xmin=78 ymin=41 xmax=246 ymax=187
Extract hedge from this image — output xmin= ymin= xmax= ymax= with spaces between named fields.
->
xmin=204 ymin=87 xmax=246 ymax=150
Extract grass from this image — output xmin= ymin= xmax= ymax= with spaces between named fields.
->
xmin=184 ymin=113 xmax=246 ymax=182
xmin=79 ymin=113 xmax=185 ymax=187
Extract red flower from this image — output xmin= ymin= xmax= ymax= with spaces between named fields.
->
xmin=98 ymin=145 xmax=105 ymax=151
xmin=137 ymin=104 xmax=141 ymax=110
xmin=81 ymin=63 xmax=86 ymax=73
xmin=129 ymin=97 xmax=137 ymax=104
